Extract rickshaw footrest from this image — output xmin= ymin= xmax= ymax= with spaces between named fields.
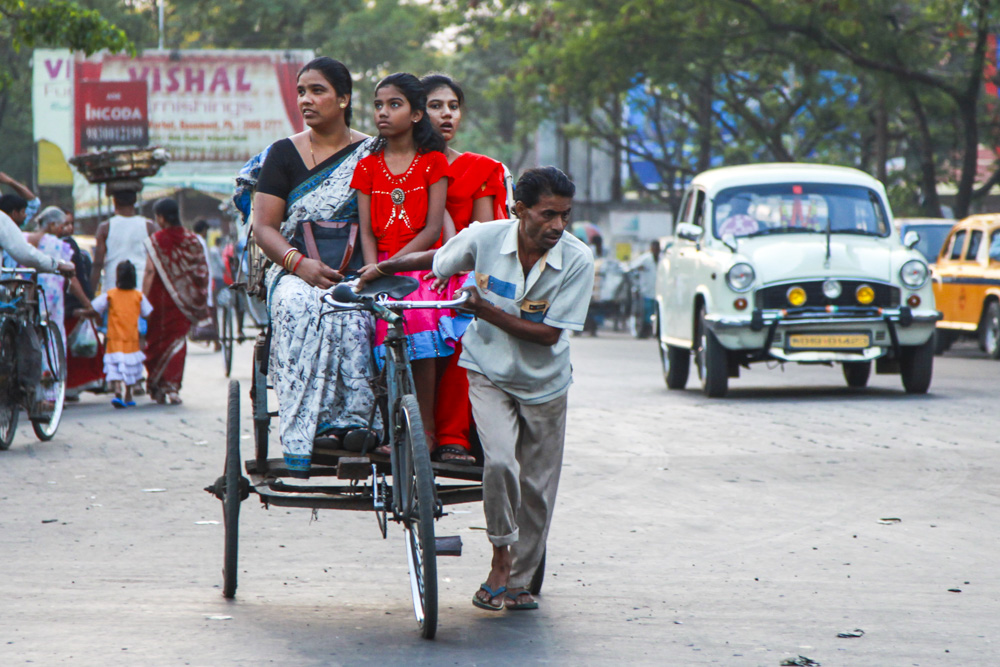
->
xmin=337 ymin=457 xmax=372 ymax=480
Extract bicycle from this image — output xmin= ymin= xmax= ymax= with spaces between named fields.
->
xmin=0 ymin=267 xmax=67 ymax=448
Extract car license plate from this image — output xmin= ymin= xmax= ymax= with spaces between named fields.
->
xmin=787 ymin=333 xmax=871 ymax=350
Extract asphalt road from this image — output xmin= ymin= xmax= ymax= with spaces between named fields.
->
xmin=1 ymin=333 xmax=998 ymax=666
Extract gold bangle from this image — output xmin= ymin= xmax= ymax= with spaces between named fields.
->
xmin=374 ymin=264 xmax=389 ymax=277
xmin=284 ymin=250 xmax=301 ymax=272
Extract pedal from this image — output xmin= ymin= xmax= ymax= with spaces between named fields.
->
xmin=435 ymin=535 xmax=462 ymax=557
xmin=337 ymin=457 xmax=372 ymax=480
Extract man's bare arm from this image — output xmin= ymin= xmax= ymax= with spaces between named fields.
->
xmin=461 ymin=288 xmax=561 ymax=347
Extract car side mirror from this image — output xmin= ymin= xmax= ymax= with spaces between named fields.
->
xmin=903 ymin=230 xmax=920 ymax=249
xmin=676 ymin=222 xmax=704 ymax=243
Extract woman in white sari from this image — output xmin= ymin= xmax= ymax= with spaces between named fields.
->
xmin=246 ymin=57 xmax=379 ymax=477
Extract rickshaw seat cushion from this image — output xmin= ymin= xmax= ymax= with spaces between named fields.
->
xmin=356 ymin=275 xmax=419 ymax=300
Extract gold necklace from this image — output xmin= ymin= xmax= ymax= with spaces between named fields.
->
xmin=309 ymin=128 xmax=353 ymax=168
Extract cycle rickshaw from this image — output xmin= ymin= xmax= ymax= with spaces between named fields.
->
xmin=205 ymin=275 xmax=544 ymax=638
xmin=216 ymin=229 xmax=270 ymax=378
xmin=0 ymin=267 xmax=67 ymax=448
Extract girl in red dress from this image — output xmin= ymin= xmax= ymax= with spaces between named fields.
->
xmin=352 ymin=72 xmax=450 ymax=447
xmin=421 ymin=74 xmax=511 ymax=465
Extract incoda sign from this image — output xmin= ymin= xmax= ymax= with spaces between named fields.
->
xmin=75 ymin=80 xmax=149 ymax=150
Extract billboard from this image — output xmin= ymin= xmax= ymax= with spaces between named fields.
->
xmin=73 ymin=49 xmax=313 ymax=162
xmin=75 ymin=80 xmax=149 ymax=151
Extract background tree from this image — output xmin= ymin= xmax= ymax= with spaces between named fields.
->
xmin=0 ymin=0 xmax=137 ymax=183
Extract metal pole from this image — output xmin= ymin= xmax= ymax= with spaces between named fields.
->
xmin=158 ymin=1 xmax=165 ymax=50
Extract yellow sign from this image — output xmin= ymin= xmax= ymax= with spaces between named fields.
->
xmin=788 ymin=333 xmax=871 ymax=349
xmin=37 ymin=140 xmax=74 ymax=186
xmin=615 ymin=242 xmax=631 ymax=262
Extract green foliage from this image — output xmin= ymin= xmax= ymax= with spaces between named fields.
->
xmin=0 ymin=0 xmax=133 ymax=56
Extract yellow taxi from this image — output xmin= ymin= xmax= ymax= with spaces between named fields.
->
xmin=932 ymin=215 xmax=1000 ymax=358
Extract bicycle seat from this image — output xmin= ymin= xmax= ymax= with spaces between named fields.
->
xmin=334 ymin=276 xmax=420 ymax=303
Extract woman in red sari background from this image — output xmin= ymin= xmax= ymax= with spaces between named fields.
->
xmin=142 ymin=198 xmax=210 ymax=405
xmin=421 ymin=74 xmax=511 ymax=465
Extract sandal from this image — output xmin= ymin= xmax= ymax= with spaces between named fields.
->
xmin=472 ymin=583 xmax=506 ymax=611
xmin=167 ymin=393 xmax=183 ymax=405
xmin=433 ymin=444 xmax=475 ymax=466
xmin=111 ymin=396 xmax=126 ymax=409
xmin=504 ymin=588 xmax=539 ymax=610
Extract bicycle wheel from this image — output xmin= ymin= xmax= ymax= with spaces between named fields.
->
xmin=222 ymin=379 xmax=242 ymax=598
xmin=397 ymin=394 xmax=438 ymax=639
xmin=220 ymin=303 xmax=234 ymax=378
xmin=0 ymin=322 xmax=20 ymax=450
xmin=32 ymin=320 xmax=65 ymax=441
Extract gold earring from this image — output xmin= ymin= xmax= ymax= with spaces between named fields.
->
xmin=340 ymin=102 xmax=347 ymax=109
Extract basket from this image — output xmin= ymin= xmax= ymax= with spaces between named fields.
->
xmin=69 ymin=147 xmax=170 ymax=185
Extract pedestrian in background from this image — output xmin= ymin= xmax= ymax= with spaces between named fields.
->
xmin=0 ymin=172 xmax=41 ymax=229
xmin=58 ymin=211 xmax=106 ymax=399
xmin=90 ymin=260 xmax=152 ymax=408
xmin=142 ymin=198 xmax=210 ymax=405
xmin=91 ymin=188 xmax=156 ymax=294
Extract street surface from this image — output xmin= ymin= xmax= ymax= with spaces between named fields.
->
xmin=1 ymin=333 xmax=998 ymax=666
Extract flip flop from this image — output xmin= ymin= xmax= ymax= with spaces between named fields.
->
xmin=433 ymin=444 xmax=475 ymax=466
xmin=472 ymin=583 xmax=506 ymax=611
xmin=504 ymin=589 xmax=539 ymax=610
xmin=125 ymin=401 xmax=136 ymax=408
xmin=111 ymin=397 xmax=126 ymax=409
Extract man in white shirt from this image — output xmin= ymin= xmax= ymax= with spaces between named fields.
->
xmin=360 ymin=166 xmax=594 ymax=612
xmin=0 ymin=172 xmax=41 ymax=229
xmin=0 ymin=209 xmax=74 ymax=274
xmin=90 ymin=188 xmax=157 ymax=293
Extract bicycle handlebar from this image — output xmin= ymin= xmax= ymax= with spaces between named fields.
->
xmin=322 ymin=282 xmax=470 ymax=312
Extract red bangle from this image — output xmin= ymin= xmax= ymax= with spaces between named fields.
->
xmin=291 ymin=254 xmax=305 ymax=275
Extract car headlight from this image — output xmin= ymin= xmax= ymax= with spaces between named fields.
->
xmin=726 ymin=263 xmax=755 ymax=292
xmin=900 ymin=259 xmax=929 ymax=288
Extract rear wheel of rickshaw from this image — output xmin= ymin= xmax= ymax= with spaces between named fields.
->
xmin=397 ymin=394 xmax=438 ymax=639
xmin=222 ymin=380 xmax=242 ymax=598
xmin=251 ymin=334 xmax=269 ymax=468
xmin=31 ymin=320 xmax=65 ymax=441
xmin=0 ymin=322 xmax=20 ymax=450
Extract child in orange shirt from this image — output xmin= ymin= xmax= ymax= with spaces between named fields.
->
xmin=90 ymin=260 xmax=153 ymax=408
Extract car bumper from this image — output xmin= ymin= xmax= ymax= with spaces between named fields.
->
xmin=705 ymin=306 xmax=941 ymax=360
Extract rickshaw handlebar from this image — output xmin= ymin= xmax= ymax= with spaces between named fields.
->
xmin=322 ymin=284 xmax=470 ymax=312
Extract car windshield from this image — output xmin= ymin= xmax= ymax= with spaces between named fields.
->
xmin=899 ymin=223 xmax=954 ymax=263
xmin=713 ymin=183 xmax=890 ymax=239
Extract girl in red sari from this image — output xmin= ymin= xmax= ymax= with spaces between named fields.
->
xmin=421 ymin=74 xmax=511 ymax=465
xmin=141 ymin=198 xmax=210 ymax=405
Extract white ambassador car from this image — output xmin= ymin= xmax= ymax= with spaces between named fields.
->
xmin=655 ymin=163 xmax=940 ymax=397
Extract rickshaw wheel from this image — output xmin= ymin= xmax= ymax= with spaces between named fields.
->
xmin=529 ymin=550 xmax=546 ymax=596
xmin=0 ymin=323 xmax=19 ymax=450
xmin=220 ymin=303 xmax=234 ymax=378
xmin=32 ymin=320 xmax=66 ymax=441
xmin=398 ymin=394 xmax=438 ymax=639
xmin=222 ymin=379 xmax=242 ymax=598
xmin=251 ymin=336 xmax=269 ymax=467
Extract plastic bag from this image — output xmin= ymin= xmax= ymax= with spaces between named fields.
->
xmin=68 ymin=319 xmax=99 ymax=358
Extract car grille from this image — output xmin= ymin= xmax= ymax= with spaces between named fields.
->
xmin=754 ymin=280 xmax=900 ymax=309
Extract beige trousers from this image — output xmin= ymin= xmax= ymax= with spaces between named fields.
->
xmin=467 ymin=371 xmax=568 ymax=589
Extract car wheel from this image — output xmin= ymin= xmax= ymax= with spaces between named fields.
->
xmin=695 ymin=306 xmax=728 ymax=398
xmin=842 ymin=361 xmax=871 ymax=388
xmin=658 ymin=324 xmax=690 ymax=392
xmin=980 ymin=301 xmax=1000 ymax=360
xmin=899 ymin=337 xmax=934 ymax=394
xmin=933 ymin=329 xmax=954 ymax=355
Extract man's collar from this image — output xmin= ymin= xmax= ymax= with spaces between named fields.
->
xmin=502 ymin=221 xmax=565 ymax=270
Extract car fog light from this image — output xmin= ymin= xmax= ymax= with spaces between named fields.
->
xmin=907 ymin=294 xmax=921 ymax=307
xmin=856 ymin=284 xmax=875 ymax=305
xmin=787 ymin=286 xmax=807 ymax=307
xmin=822 ymin=279 xmax=842 ymax=299
xmin=734 ymin=298 xmax=748 ymax=310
